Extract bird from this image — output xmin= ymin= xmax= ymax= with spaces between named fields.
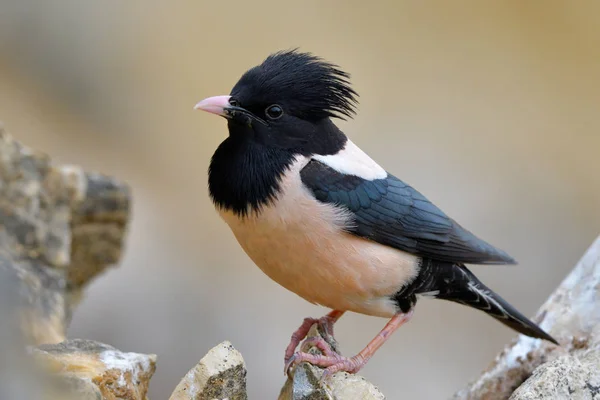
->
xmin=194 ymin=49 xmax=558 ymax=379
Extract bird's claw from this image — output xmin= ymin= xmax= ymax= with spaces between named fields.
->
xmin=284 ymin=312 xmax=341 ymax=367
xmin=285 ymin=351 xmax=365 ymax=381
xmin=284 ymin=317 xmax=318 ymax=367
xmin=299 ymin=336 xmax=339 ymax=356
xmin=284 ymin=353 xmax=298 ymax=378
xmin=284 ymin=336 xmax=339 ymax=376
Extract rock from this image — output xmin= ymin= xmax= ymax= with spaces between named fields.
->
xmin=0 ymin=125 xmax=130 ymax=345
xmin=169 ymin=341 xmax=247 ymax=400
xmin=279 ymin=363 xmax=385 ymax=400
xmin=0 ymin=124 xmax=136 ymax=399
xmin=453 ymin=235 xmax=600 ymax=400
xmin=279 ymin=325 xmax=385 ymax=400
xmin=170 ymin=337 xmax=383 ymax=400
xmin=510 ymin=351 xmax=600 ymax=400
xmin=32 ymin=339 xmax=156 ymax=400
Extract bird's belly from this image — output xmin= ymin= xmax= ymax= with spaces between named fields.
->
xmin=217 ymin=163 xmax=419 ymax=317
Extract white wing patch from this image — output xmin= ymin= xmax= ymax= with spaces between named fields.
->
xmin=312 ymin=139 xmax=387 ymax=181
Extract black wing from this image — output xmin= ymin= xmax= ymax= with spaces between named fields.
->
xmin=300 ymin=160 xmax=516 ymax=264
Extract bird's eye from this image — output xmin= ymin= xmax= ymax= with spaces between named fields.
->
xmin=265 ymin=104 xmax=283 ymax=120
xmin=229 ymin=98 xmax=240 ymax=107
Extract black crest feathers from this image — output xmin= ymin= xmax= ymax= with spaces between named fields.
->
xmin=231 ymin=49 xmax=359 ymax=120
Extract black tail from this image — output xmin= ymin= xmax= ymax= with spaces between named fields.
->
xmin=397 ymin=259 xmax=558 ymax=344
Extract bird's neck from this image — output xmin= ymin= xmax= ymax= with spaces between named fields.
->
xmin=208 ymin=137 xmax=296 ymax=217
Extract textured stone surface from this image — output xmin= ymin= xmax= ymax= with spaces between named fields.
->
xmin=0 ymin=124 xmax=135 ymax=399
xmin=169 ymin=341 xmax=247 ymax=400
xmin=453 ymin=235 xmax=600 ymax=400
xmin=33 ymin=339 xmax=157 ymax=400
xmin=510 ymin=351 xmax=600 ymax=400
xmin=0 ymin=125 xmax=130 ymax=345
xmin=279 ymin=325 xmax=385 ymax=400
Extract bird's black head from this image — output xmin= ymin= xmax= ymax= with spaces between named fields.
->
xmin=197 ymin=49 xmax=358 ymax=155
xmin=197 ymin=50 xmax=358 ymax=215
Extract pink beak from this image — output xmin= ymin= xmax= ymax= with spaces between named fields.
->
xmin=194 ymin=95 xmax=232 ymax=116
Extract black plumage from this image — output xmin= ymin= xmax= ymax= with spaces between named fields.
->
xmin=393 ymin=259 xmax=558 ymax=344
xmin=209 ymin=138 xmax=296 ymax=217
xmin=230 ymin=50 xmax=358 ymax=121
xmin=209 ymin=50 xmax=352 ymax=216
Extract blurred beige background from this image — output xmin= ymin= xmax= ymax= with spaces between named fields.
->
xmin=1 ymin=1 xmax=599 ymax=398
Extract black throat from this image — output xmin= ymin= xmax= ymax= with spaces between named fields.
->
xmin=208 ymin=119 xmax=347 ymax=216
xmin=208 ymin=137 xmax=297 ymax=217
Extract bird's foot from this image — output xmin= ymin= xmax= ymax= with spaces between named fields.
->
xmin=285 ymin=310 xmax=414 ymax=380
xmin=284 ymin=336 xmax=341 ymax=376
xmin=283 ymin=310 xmax=344 ymax=366
xmin=285 ymin=351 xmax=368 ymax=380
xmin=300 ymin=336 xmax=339 ymax=356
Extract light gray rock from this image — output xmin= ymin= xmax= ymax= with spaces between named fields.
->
xmin=510 ymin=351 xmax=600 ymax=400
xmin=33 ymin=339 xmax=157 ymax=400
xmin=169 ymin=341 xmax=247 ymax=400
xmin=0 ymin=124 xmax=136 ymax=399
xmin=453 ymin=235 xmax=600 ymax=400
xmin=0 ymin=125 xmax=130 ymax=345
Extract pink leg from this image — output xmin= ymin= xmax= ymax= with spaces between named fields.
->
xmin=284 ymin=310 xmax=345 ymax=366
xmin=286 ymin=310 xmax=414 ymax=380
